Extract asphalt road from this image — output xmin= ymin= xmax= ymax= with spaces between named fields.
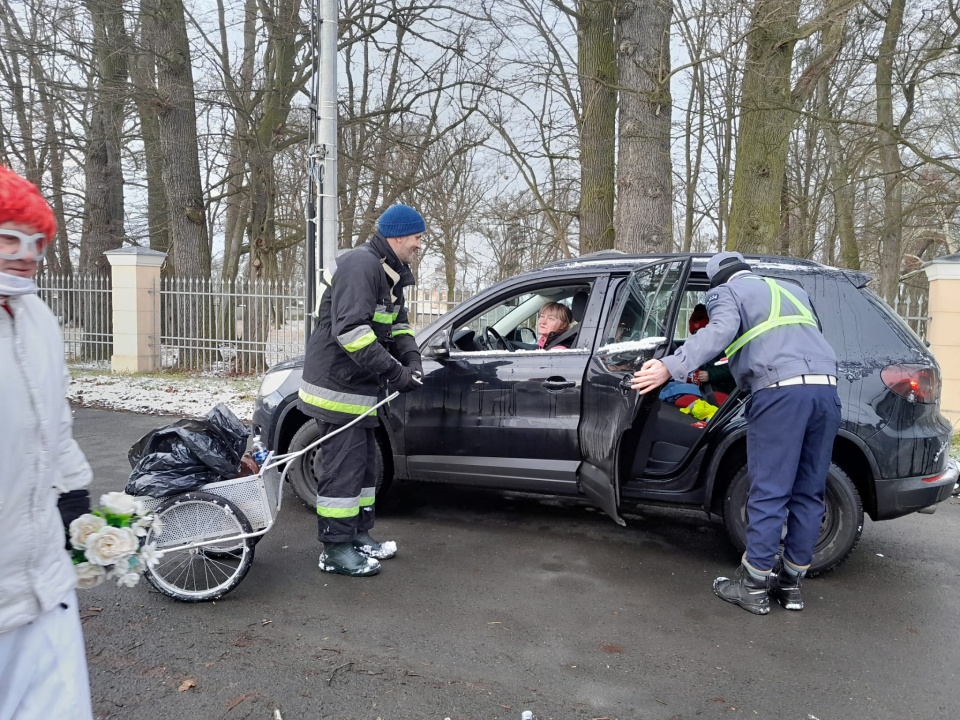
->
xmin=73 ymin=407 xmax=960 ymax=720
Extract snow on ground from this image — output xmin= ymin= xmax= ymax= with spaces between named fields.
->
xmin=68 ymin=369 xmax=259 ymax=420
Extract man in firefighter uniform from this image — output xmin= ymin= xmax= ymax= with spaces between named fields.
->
xmin=299 ymin=204 xmax=425 ymax=577
xmin=631 ymin=252 xmax=841 ymax=614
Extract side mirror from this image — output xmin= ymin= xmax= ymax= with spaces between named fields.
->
xmin=421 ymin=332 xmax=450 ymax=361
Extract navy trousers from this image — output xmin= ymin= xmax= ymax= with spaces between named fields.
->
xmin=315 ymin=421 xmax=377 ymax=543
xmin=744 ymin=384 xmax=842 ymax=571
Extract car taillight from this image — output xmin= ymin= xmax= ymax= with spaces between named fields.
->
xmin=881 ymin=364 xmax=940 ymax=404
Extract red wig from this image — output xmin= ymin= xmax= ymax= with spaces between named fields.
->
xmin=0 ymin=166 xmax=56 ymax=244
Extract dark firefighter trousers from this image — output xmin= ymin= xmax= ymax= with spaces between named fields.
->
xmin=314 ymin=421 xmax=377 ymax=543
xmin=744 ymin=383 xmax=842 ymax=571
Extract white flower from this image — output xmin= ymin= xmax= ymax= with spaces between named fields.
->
xmin=132 ymin=517 xmax=150 ymax=537
xmin=132 ymin=515 xmax=161 ymax=538
xmin=106 ymin=556 xmax=135 ymax=579
xmin=138 ymin=543 xmax=163 ymax=570
xmin=75 ymin=562 xmax=106 ymax=589
xmin=116 ymin=572 xmax=140 ymax=588
xmin=99 ymin=492 xmax=145 ymax=517
xmin=84 ymin=526 xmax=139 ymax=567
xmin=69 ymin=514 xmax=106 ymax=550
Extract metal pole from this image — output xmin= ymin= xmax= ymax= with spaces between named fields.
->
xmin=305 ymin=0 xmax=321 ymax=343
xmin=318 ymin=0 xmax=339 ymax=274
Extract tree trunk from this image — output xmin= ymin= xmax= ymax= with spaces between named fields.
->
xmin=131 ymin=0 xmax=171 ymax=270
xmin=817 ymin=73 xmax=858 ymax=269
xmin=154 ymin=0 xmax=210 ymax=278
xmin=615 ymin=0 xmax=673 ymax=254
xmin=247 ymin=0 xmax=303 ymax=282
xmin=577 ymin=0 xmax=617 ymax=253
xmin=876 ymin=0 xmax=905 ymax=303
xmin=79 ymin=0 xmax=129 ymax=276
xmin=220 ymin=0 xmax=257 ymax=281
xmin=727 ymin=0 xmax=800 ymax=254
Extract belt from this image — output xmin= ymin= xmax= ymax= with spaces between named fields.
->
xmin=766 ymin=374 xmax=836 ymax=389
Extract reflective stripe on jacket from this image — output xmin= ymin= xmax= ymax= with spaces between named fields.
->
xmin=662 ymin=273 xmax=838 ymax=394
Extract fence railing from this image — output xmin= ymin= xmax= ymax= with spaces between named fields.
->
xmin=37 ymin=274 xmax=113 ymax=366
xmin=151 ymin=278 xmax=463 ymax=373
xmin=896 ymin=279 xmax=930 ymax=342
xmin=39 ymin=272 xmax=931 ymax=374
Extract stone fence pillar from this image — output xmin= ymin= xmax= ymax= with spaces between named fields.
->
xmin=923 ymin=253 xmax=960 ymax=426
xmin=104 ymin=247 xmax=166 ymax=373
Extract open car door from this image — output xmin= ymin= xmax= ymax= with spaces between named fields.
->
xmin=578 ymin=258 xmax=691 ymax=524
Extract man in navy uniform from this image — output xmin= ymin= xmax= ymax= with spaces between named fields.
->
xmin=298 ymin=205 xmax=425 ymax=577
xmin=630 ymin=252 xmax=841 ymax=614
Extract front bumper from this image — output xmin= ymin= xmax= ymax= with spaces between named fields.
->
xmin=874 ymin=459 xmax=958 ymax=520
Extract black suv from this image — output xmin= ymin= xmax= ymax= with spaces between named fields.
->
xmin=252 ymin=253 xmax=957 ymax=575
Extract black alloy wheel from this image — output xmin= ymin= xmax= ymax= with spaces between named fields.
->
xmin=722 ymin=462 xmax=863 ymax=576
xmin=284 ymin=420 xmax=388 ymax=509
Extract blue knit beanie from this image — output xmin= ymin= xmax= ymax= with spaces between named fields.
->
xmin=378 ymin=204 xmax=425 ymax=238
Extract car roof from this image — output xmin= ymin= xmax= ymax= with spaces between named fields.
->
xmin=524 ymin=251 xmax=866 ymax=283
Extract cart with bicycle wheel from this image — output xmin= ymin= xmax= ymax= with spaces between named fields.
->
xmin=139 ymin=392 xmax=398 ymax=602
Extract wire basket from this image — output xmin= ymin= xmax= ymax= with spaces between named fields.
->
xmin=141 ymin=465 xmax=280 ymax=532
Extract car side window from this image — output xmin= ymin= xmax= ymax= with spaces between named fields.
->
xmin=604 ymin=262 xmax=685 ymax=345
xmin=450 ymin=283 xmax=593 ymax=353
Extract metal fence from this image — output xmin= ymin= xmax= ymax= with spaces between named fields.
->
xmin=152 ymin=278 xmax=463 ymax=374
xmin=37 ymin=274 xmax=113 ymax=366
xmin=38 ymin=272 xmax=932 ymax=373
xmin=895 ymin=277 xmax=930 ymax=343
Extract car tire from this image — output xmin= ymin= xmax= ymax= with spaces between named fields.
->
xmin=722 ymin=462 xmax=863 ymax=577
xmin=285 ymin=420 xmax=389 ymax=509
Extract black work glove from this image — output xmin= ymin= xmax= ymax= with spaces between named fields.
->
xmin=386 ymin=362 xmax=423 ymax=393
xmin=58 ymin=489 xmax=91 ymax=549
xmin=402 ymin=351 xmax=423 ymax=378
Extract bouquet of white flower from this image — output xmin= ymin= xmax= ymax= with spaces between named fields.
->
xmin=68 ymin=492 xmax=164 ymax=589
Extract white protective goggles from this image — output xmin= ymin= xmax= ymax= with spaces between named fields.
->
xmin=0 ymin=228 xmax=48 ymax=261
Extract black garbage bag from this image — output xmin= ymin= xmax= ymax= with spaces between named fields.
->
xmin=125 ymin=404 xmax=251 ymax=498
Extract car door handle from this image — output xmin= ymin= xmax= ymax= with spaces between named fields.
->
xmin=618 ymin=375 xmax=635 ymax=393
xmin=542 ymin=379 xmax=576 ymax=391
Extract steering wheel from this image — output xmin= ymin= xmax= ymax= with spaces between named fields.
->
xmin=482 ymin=326 xmax=509 ymax=351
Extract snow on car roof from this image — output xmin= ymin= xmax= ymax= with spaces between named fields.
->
xmin=528 ymin=253 xmax=825 ymax=277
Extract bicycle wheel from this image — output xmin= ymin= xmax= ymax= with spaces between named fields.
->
xmin=144 ymin=491 xmax=255 ymax=602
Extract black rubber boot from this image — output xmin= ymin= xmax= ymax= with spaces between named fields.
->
xmin=353 ymin=531 xmax=397 ymax=560
xmin=770 ymin=560 xmax=804 ymax=611
xmin=319 ymin=542 xmax=381 ymax=577
xmin=713 ymin=564 xmax=771 ymax=615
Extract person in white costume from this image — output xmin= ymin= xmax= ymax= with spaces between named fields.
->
xmin=0 ymin=165 xmax=95 ymax=720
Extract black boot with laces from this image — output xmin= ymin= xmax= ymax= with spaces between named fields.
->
xmin=770 ymin=560 xmax=804 ymax=611
xmin=713 ymin=564 xmax=771 ymax=615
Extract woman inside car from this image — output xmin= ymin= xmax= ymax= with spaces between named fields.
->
xmin=537 ymin=302 xmax=573 ymax=350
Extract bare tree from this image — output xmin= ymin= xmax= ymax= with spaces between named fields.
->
xmin=615 ymin=0 xmax=673 ymax=253
xmin=727 ymin=0 xmax=854 ymax=254
xmin=577 ymin=0 xmax=617 ymax=252
xmin=152 ymin=0 xmax=210 ymax=278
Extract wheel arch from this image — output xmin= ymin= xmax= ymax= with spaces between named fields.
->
xmin=705 ymin=428 xmax=879 ymax=520
xmin=276 ymin=401 xmax=396 ymax=486
xmin=831 ymin=431 xmax=880 ymax=520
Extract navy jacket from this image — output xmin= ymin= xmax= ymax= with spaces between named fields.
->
xmin=662 ymin=272 xmax=838 ymax=394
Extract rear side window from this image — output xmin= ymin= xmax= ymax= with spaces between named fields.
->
xmin=857 ymin=287 xmax=929 ymax=356
xmin=795 ymin=275 xmax=927 ymax=363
